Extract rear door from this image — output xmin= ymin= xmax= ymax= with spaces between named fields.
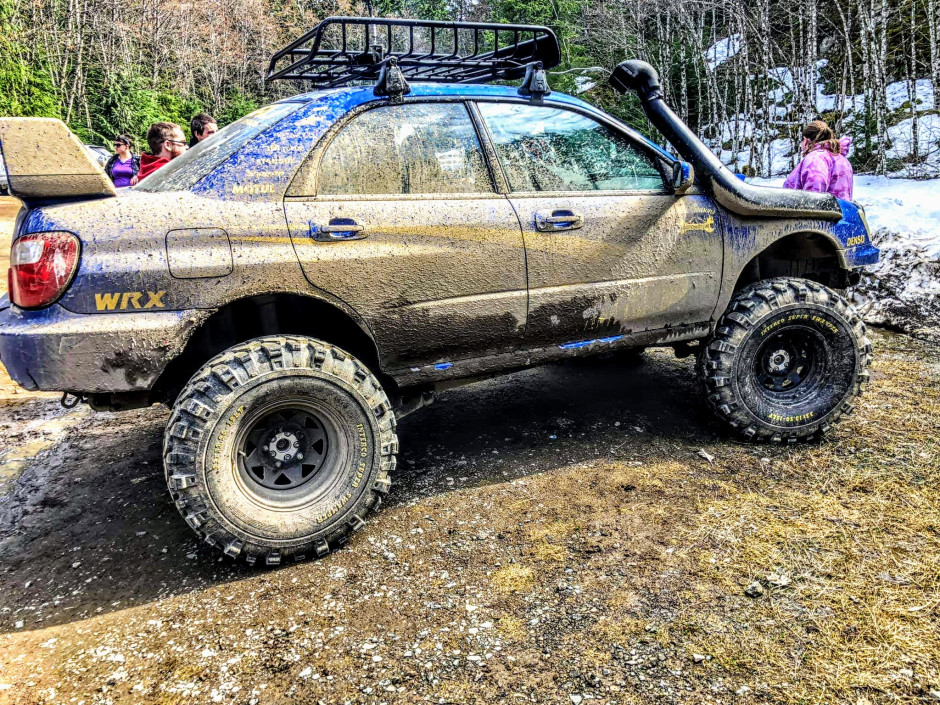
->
xmin=284 ymin=101 xmax=527 ymax=370
xmin=475 ymin=101 xmax=722 ymax=345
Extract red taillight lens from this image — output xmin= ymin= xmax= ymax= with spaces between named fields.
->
xmin=8 ymin=232 xmax=80 ymax=309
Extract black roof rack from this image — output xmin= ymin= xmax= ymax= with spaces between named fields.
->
xmin=266 ymin=16 xmax=561 ymax=87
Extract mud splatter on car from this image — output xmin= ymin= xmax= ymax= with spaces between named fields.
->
xmin=0 ymin=18 xmax=879 ymax=563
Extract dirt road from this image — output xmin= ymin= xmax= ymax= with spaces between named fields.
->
xmin=0 ymin=203 xmax=938 ymax=704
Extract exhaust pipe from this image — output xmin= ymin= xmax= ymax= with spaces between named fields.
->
xmin=609 ymin=60 xmax=844 ymax=222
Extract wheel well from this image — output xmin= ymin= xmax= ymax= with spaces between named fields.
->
xmin=152 ymin=294 xmax=389 ymax=405
xmin=734 ymin=233 xmax=852 ymax=291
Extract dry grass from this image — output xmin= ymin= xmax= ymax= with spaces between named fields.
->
xmin=670 ymin=333 xmax=940 ymax=702
xmin=491 ymin=565 xmax=535 ymax=593
xmin=1 ymin=327 xmax=937 ymax=704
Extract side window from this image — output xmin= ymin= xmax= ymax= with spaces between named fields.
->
xmin=316 ymin=103 xmax=493 ymax=195
xmin=477 ymin=103 xmax=664 ymax=193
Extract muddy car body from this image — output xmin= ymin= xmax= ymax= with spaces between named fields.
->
xmin=0 ymin=84 xmax=877 ymax=397
xmin=0 ymin=20 xmax=878 ymax=563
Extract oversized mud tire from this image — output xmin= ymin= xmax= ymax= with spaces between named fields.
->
xmin=163 ymin=336 xmax=397 ymax=565
xmin=700 ymin=277 xmax=871 ymax=442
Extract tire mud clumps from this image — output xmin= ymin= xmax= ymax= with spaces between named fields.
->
xmin=163 ymin=335 xmax=397 ymax=565
xmin=700 ymin=277 xmax=872 ymax=443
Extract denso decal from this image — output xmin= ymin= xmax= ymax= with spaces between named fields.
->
xmin=94 ymin=291 xmax=167 ymax=311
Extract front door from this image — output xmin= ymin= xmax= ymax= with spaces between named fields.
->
xmin=475 ymin=101 xmax=722 ymax=345
xmin=284 ymin=101 xmax=527 ymax=370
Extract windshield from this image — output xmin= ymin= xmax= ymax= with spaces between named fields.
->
xmin=135 ymin=102 xmax=304 ymax=193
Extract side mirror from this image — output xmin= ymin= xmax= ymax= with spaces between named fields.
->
xmin=672 ymin=161 xmax=694 ymax=194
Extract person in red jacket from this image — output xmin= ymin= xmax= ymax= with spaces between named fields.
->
xmin=138 ymin=122 xmax=187 ymax=180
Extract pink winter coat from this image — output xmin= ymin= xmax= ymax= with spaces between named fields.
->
xmin=783 ymin=137 xmax=854 ymax=201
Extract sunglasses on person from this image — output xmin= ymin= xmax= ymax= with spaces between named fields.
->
xmin=164 ymin=139 xmax=187 ymax=146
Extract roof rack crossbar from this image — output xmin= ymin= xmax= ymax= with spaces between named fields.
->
xmin=266 ymin=16 xmax=560 ymax=87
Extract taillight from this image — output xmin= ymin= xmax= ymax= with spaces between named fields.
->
xmin=8 ymin=232 xmax=80 ymax=309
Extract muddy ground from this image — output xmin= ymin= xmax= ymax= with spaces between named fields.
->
xmin=0 ymin=199 xmax=938 ymax=704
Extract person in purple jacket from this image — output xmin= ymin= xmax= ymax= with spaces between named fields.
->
xmin=783 ymin=120 xmax=854 ymax=201
xmin=103 ymin=135 xmax=141 ymax=188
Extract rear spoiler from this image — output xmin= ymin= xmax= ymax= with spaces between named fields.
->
xmin=0 ymin=118 xmax=116 ymax=201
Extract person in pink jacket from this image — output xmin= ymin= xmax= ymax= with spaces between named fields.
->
xmin=783 ymin=120 xmax=854 ymax=201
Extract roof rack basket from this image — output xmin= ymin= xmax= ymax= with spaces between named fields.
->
xmin=266 ymin=16 xmax=561 ymax=87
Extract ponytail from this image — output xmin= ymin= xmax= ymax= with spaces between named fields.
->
xmin=802 ymin=120 xmax=841 ymax=155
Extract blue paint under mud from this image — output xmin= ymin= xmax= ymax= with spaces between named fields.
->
xmin=719 ymin=196 xmax=879 ymax=266
xmin=20 ymin=208 xmax=59 ymax=234
xmin=190 ymin=84 xmax=673 ymax=202
xmin=834 ymin=199 xmax=880 ymax=266
xmin=721 ymin=218 xmax=759 ymax=253
xmin=559 ymin=335 xmax=624 ymax=350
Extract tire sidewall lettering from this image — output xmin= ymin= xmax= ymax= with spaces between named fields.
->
xmin=735 ymin=303 xmax=858 ymax=429
xmin=197 ymin=367 xmax=380 ymax=547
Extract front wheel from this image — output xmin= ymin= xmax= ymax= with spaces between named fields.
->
xmin=163 ymin=336 xmax=397 ymax=565
xmin=699 ymin=278 xmax=871 ymax=442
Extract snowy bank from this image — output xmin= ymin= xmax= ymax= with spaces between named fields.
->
xmin=754 ymin=176 xmax=940 ymax=340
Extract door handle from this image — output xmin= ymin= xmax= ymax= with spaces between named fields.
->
xmin=534 ymin=209 xmax=584 ymax=232
xmin=312 ymin=218 xmax=366 ymax=241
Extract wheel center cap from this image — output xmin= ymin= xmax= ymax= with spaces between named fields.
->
xmin=266 ymin=430 xmax=299 ymax=463
xmin=768 ymin=349 xmax=791 ymax=374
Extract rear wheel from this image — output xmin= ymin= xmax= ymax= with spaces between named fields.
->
xmin=163 ymin=336 xmax=396 ymax=565
xmin=699 ymin=277 xmax=871 ymax=442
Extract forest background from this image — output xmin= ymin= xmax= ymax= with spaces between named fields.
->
xmin=0 ymin=0 xmax=938 ymax=176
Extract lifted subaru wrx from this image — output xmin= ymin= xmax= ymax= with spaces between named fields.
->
xmin=0 ymin=18 xmax=878 ymax=564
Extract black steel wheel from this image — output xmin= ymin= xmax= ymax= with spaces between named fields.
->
xmin=164 ymin=336 xmax=396 ymax=565
xmin=236 ymin=403 xmax=333 ymax=495
xmin=699 ymin=277 xmax=871 ymax=442
xmin=753 ymin=329 xmax=824 ymax=397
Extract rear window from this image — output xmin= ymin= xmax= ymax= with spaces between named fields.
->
xmin=135 ymin=102 xmax=303 ymax=193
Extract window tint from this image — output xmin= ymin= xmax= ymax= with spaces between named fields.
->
xmin=477 ymin=103 xmax=664 ymax=193
xmin=317 ymin=103 xmax=492 ymax=195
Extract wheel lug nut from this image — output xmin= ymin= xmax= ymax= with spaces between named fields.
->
xmin=297 ymin=453 xmax=304 ymax=460
xmin=270 ymin=450 xmax=276 ymax=457
xmin=293 ymin=441 xmax=299 ymax=448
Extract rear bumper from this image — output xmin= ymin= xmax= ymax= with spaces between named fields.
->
xmin=0 ymin=295 xmax=211 ymax=393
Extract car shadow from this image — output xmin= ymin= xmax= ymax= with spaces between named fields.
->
xmin=0 ymin=349 xmax=718 ymax=633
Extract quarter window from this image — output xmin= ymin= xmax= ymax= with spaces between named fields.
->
xmin=317 ymin=103 xmax=493 ymax=195
xmin=477 ymin=103 xmax=664 ymax=193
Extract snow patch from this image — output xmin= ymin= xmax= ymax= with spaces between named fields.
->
xmin=885 ymin=79 xmax=936 ymax=112
xmin=573 ymin=76 xmax=597 ymax=94
xmin=852 ymin=175 xmax=940 ymax=339
xmin=705 ymin=34 xmax=742 ymax=71
xmin=711 ymin=68 xmax=938 ymax=176
xmin=886 ymin=114 xmax=940 ymax=165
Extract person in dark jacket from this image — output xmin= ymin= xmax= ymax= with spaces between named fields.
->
xmin=139 ymin=122 xmax=187 ymax=180
xmin=189 ymin=113 xmax=218 ymax=147
xmin=104 ymin=135 xmax=140 ymax=188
